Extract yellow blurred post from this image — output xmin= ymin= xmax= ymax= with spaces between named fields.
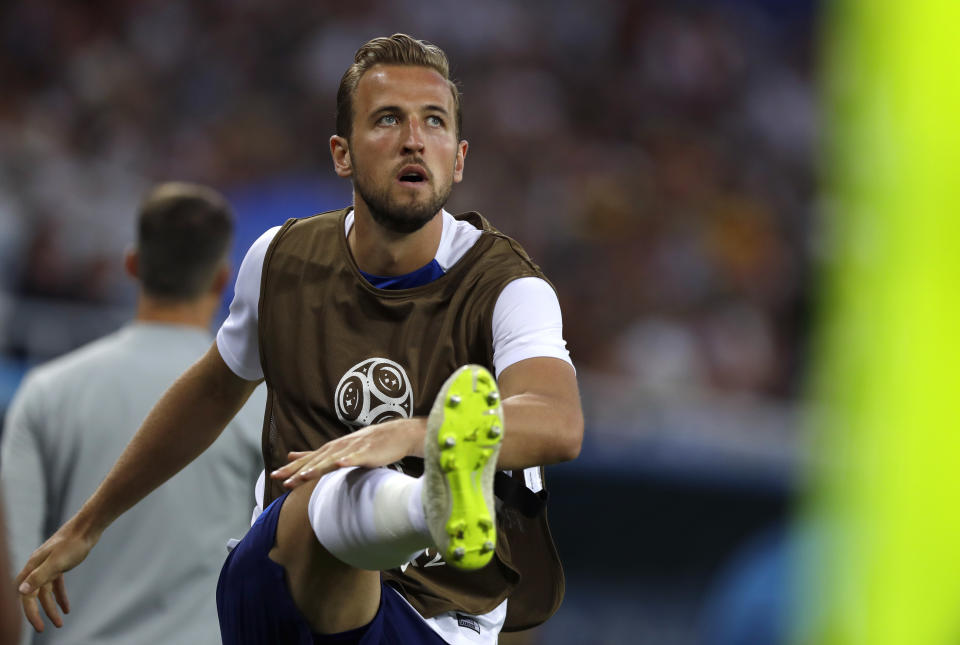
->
xmin=802 ymin=1 xmax=960 ymax=643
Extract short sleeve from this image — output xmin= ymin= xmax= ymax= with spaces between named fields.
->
xmin=491 ymin=277 xmax=573 ymax=378
xmin=216 ymin=227 xmax=280 ymax=380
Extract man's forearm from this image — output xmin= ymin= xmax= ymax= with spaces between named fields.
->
xmin=270 ymin=358 xmax=584 ymax=490
xmin=495 ymin=357 xmax=584 ymax=471
xmin=73 ymin=344 xmax=260 ymax=538
xmin=497 ymin=392 xmax=583 ymax=470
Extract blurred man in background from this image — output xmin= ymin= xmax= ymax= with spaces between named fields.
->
xmin=1 ymin=182 xmax=266 ymax=644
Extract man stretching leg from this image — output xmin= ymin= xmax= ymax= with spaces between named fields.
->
xmin=17 ymin=34 xmax=583 ymax=644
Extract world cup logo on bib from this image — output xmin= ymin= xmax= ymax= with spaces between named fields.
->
xmin=334 ymin=358 xmax=414 ymax=429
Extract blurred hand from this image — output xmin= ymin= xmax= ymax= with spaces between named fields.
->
xmin=271 ymin=418 xmax=426 ymax=489
xmin=15 ymin=520 xmax=100 ymax=633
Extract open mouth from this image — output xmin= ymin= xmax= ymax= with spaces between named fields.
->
xmin=398 ymin=166 xmax=428 ymax=184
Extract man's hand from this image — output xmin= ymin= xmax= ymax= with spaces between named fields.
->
xmin=271 ymin=418 xmax=426 ymax=489
xmin=15 ymin=519 xmax=100 ymax=633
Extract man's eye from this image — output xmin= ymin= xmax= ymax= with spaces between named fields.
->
xmin=426 ymin=115 xmax=444 ymax=127
xmin=378 ymin=115 xmax=398 ymax=126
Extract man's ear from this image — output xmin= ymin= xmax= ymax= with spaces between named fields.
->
xmin=453 ymin=139 xmax=468 ymax=183
xmin=331 ymin=135 xmax=352 ymax=178
xmin=210 ymin=262 xmax=230 ymax=297
xmin=124 ymin=248 xmax=139 ymax=280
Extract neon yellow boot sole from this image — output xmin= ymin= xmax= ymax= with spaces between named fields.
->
xmin=423 ymin=365 xmax=504 ymax=570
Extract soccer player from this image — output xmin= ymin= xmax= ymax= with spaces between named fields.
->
xmin=2 ymin=183 xmax=265 ymax=644
xmin=16 ymin=34 xmax=583 ymax=644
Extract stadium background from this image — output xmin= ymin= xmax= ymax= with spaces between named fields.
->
xmin=0 ymin=1 xmax=817 ymax=643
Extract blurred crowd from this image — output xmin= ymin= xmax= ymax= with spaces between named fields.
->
xmin=0 ymin=0 xmax=816 ymax=430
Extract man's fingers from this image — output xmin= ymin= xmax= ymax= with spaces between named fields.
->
xmin=21 ymin=594 xmax=45 ymax=633
xmin=38 ymin=586 xmax=63 ymax=628
xmin=271 ymin=454 xmax=312 ymax=480
xmin=273 ymin=437 xmax=375 ymax=488
xmin=282 ymin=466 xmax=318 ymax=488
xmin=282 ymin=455 xmax=341 ymax=488
xmin=15 ymin=546 xmax=50 ymax=589
xmin=277 ymin=451 xmax=334 ymax=485
xmin=53 ymin=576 xmax=70 ymax=614
xmin=21 ymin=555 xmax=65 ymax=599
xmin=20 ymin=567 xmax=46 ymax=597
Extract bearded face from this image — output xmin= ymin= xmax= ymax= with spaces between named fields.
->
xmin=350 ymin=152 xmax=454 ymax=234
xmin=338 ymin=64 xmax=466 ymax=235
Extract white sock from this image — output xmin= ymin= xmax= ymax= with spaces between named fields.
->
xmin=307 ymin=466 xmax=431 ymax=570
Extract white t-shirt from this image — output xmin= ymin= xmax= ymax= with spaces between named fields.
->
xmin=215 ymin=209 xmax=571 ymax=645
xmin=216 ymin=209 xmax=572 ymax=382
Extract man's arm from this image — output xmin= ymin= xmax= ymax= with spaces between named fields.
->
xmin=15 ymin=343 xmax=260 ymax=632
xmin=491 ymin=356 xmax=583 ymax=470
xmin=273 ymin=356 xmax=583 ymax=487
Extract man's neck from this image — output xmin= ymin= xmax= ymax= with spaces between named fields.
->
xmin=134 ymin=295 xmax=214 ymax=331
xmin=348 ymin=202 xmax=444 ymax=276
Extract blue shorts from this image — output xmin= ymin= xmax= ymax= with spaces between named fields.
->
xmin=216 ymin=492 xmax=447 ymax=644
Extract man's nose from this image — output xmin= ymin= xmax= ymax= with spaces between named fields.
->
xmin=401 ymin=119 xmax=425 ymax=153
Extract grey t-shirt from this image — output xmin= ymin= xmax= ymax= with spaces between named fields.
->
xmin=1 ymin=323 xmax=266 ymax=645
